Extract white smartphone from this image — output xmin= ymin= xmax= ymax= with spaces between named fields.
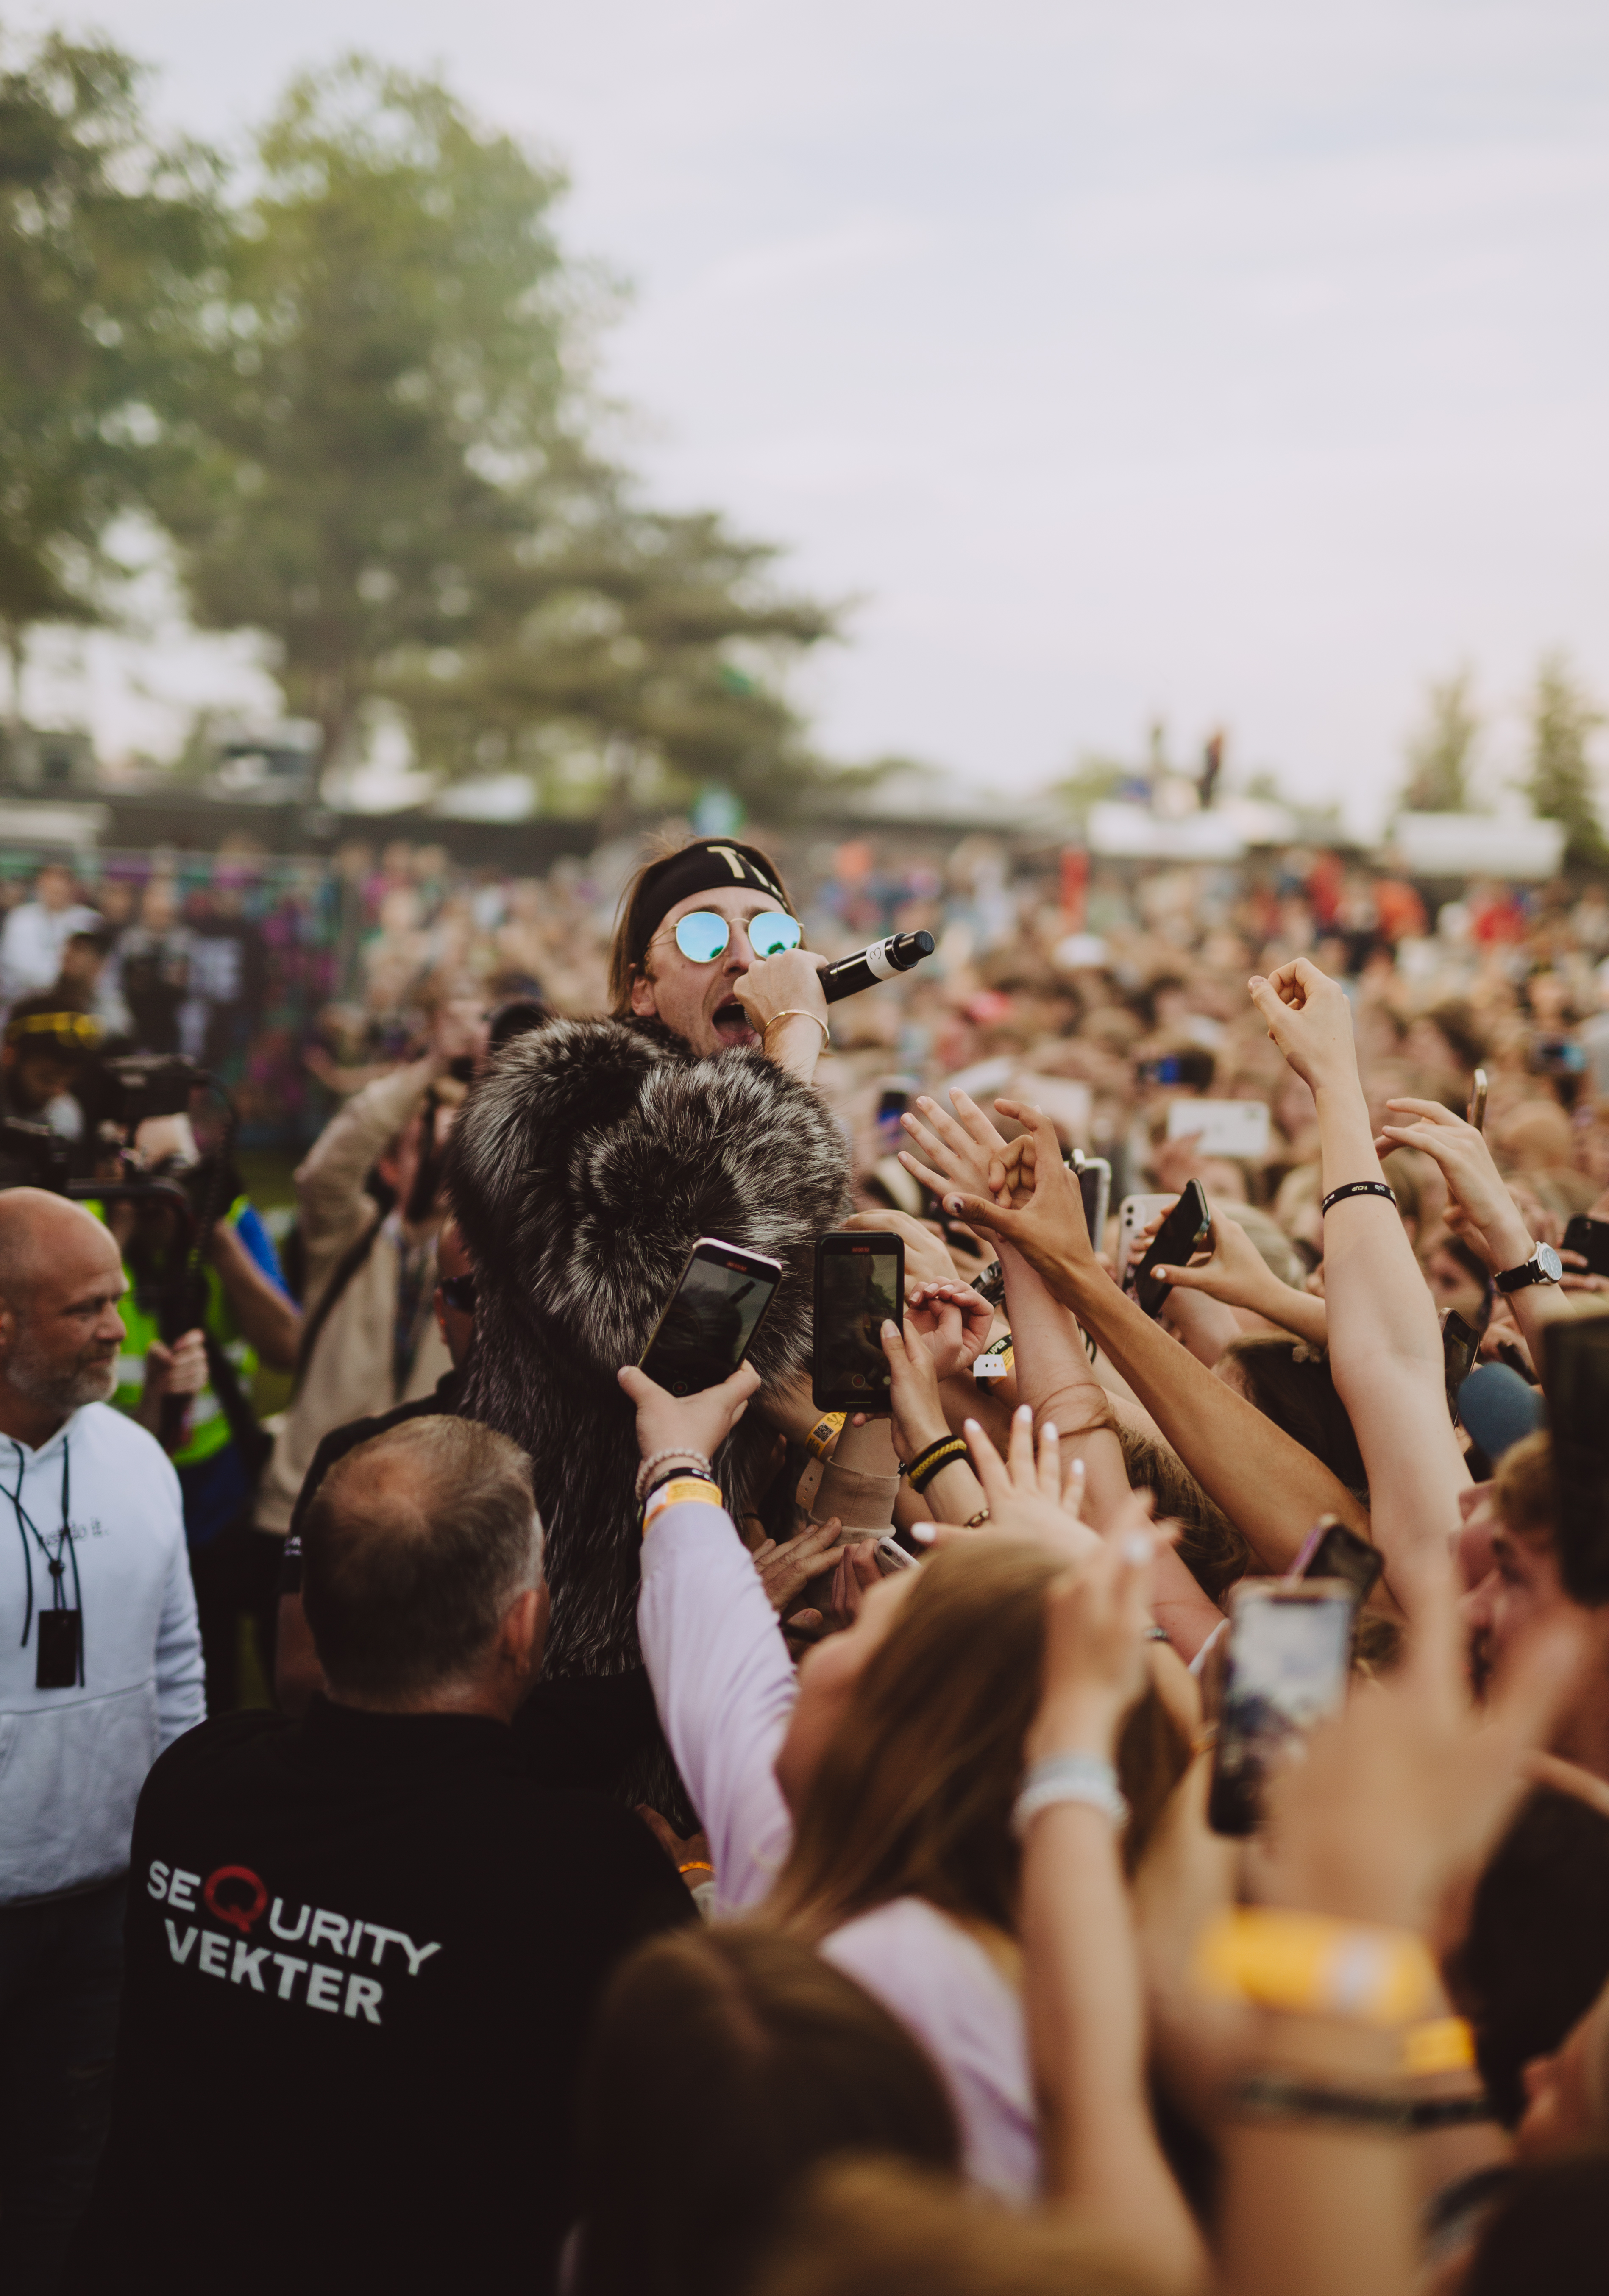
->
xmin=1118 ymin=1193 xmax=1173 ymax=1291
xmin=874 ymin=1534 xmax=920 ymax=1573
xmin=1165 ymin=1099 xmax=1272 ymax=1159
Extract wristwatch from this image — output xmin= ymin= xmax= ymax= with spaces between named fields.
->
xmin=1494 ymin=1240 xmax=1564 ymax=1294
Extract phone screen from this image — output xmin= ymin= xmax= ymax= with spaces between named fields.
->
xmin=1292 ymin=1518 xmax=1384 ymax=1606
xmin=1072 ymin=1155 xmax=1111 ymax=1247
xmin=1133 ymin=1183 xmax=1210 ymax=1318
xmin=1544 ymin=1315 xmax=1609 ymax=1605
xmin=813 ymin=1235 xmax=904 ymax=1410
xmin=640 ymin=1241 xmax=780 ymax=1397
xmin=1208 ymin=1586 xmax=1353 ymax=1837
xmin=1564 ymin=1216 xmax=1609 ymax=1280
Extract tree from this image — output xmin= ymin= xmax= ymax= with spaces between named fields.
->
xmin=161 ymin=58 xmax=839 ymax=807
xmin=388 ymin=489 xmax=838 ymax=823
xmin=1400 ymin=668 xmax=1479 ymax=813
xmin=158 ymin=57 xmax=591 ymax=770
xmin=0 ymin=31 xmax=218 ymax=725
xmin=1524 ymin=654 xmax=1606 ymax=868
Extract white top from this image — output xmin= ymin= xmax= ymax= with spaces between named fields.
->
xmin=0 ymin=898 xmax=100 ymax=1005
xmin=638 ymin=1498 xmax=1038 ymax=2196
xmin=0 ymin=1401 xmax=205 ymax=1903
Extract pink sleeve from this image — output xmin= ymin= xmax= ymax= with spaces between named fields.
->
xmin=637 ymin=1502 xmax=796 ymax=1913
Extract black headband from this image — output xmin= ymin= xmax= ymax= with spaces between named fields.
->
xmin=626 ymin=840 xmax=791 ymax=968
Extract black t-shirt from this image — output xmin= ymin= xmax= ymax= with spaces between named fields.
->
xmin=72 ymin=1698 xmax=691 ymax=2294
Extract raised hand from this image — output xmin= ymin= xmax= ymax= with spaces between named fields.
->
xmin=930 ymin=1102 xmax=1098 ymax=1288
xmin=905 ymin=1279 xmax=993 ymax=1373
xmin=617 ymin=1357 xmax=761 ymax=1469
xmin=749 ymin=1515 xmax=853 ymax=1614
xmin=897 ymin=1086 xmax=1013 ymax=1205
xmin=1376 ymin=1097 xmax=1533 ymax=1268
xmin=948 ymin=1402 xmax=1102 ymax=1561
xmin=1246 ymin=959 xmax=1359 ymax=1096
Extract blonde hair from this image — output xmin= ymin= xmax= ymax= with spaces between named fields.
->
xmin=767 ymin=1539 xmax=1188 ymax=1940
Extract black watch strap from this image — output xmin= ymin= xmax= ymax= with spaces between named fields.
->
xmin=1495 ymin=1245 xmax=1561 ymax=1294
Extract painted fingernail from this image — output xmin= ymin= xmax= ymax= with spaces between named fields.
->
xmin=882 ymin=1319 xmax=899 ymax=1336
xmin=1016 ymin=1403 xmax=1033 ymax=1422
xmin=1123 ymin=1532 xmax=1153 ymax=1565
xmin=944 ymin=1194 xmax=964 ymax=1213
xmin=963 ymin=1417 xmax=980 ymax=1433
xmin=1042 ymin=1422 xmax=1058 ymax=1442
xmin=911 ymin=1521 xmax=937 ymax=1542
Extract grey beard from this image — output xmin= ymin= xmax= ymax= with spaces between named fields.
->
xmin=7 ymin=1341 xmax=117 ymax=1417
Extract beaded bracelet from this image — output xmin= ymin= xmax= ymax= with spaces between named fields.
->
xmin=634 ymin=1448 xmax=713 ymax=1505
xmin=906 ymin=1435 xmax=970 ymax=1494
xmin=1321 ymin=1180 xmax=1396 ymax=1215
xmin=1012 ymin=1751 xmax=1129 ymax=1837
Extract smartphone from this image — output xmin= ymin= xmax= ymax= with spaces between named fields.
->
xmin=1563 ymin=1215 xmax=1609 ymax=1280
xmin=1543 ymin=1315 xmax=1609 ymax=1605
xmin=1119 ymin=1193 xmax=1172 ymax=1291
xmin=874 ymin=1076 xmax=918 ymax=1153
xmin=813 ymin=1230 xmax=905 ymax=1412
xmin=1467 ymin=1067 xmax=1489 ymax=1132
xmin=1290 ymin=1516 xmax=1384 ymax=1608
xmin=1533 ymin=1036 xmax=1586 ymax=1080
xmin=874 ymin=1533 xmax=920 ymax=1575
xmin=1138 ymin=1049 xmax=1216 ymax=1091
xmin=1208 ymin=1581 xmax=1354 ymax=1837
xmin=1441 ymin=1308 xmax=1481 ymax=1419
xmin=1132 ymin=1180 xmax=1211 ymax=1318
xmin=1069 ymin=1151 xmax=1111 ymax=1247
xmin=1164 ymin=1099 xmax=1272 ymax=1160
xmin=638 ymin=1237 xmax=782 ymax=1397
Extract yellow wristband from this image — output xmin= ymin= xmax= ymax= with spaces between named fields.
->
xmin=1400 ymin=2016 xmax=1476 ymax=2079
xmin=805 ymin=1412 xmax=846 ymax=1461
xmin=642 ymin=1476 xmax=724 ymax=1533
xmin=1193 ymin=1908 xmax=1441 ymax=2029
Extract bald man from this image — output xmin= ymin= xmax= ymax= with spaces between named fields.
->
xmin=0 ymin=1189 xmax=204 ymax=2292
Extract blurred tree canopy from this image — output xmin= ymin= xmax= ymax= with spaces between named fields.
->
xmin=152 ymin=53 xmax=838 ymax=808
xmin=0 ymin=37 xmax=839 ymax=810
xmin=1524 ymin=655 xmax=1606 ymax=868
xmin=0 ymin=32 xmax=219 ymax=719
xmin=1400 ymin=669 xmax=1479 ymax=813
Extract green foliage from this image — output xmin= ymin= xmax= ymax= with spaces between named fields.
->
xmin=156 ymin=55 xmax=838 ymax=807
xmin=1052 ymin=753 xmax=1128 ymax=819
xmin=1523 ymin=654 xmax=1607 ymax=868
xmin=0 ymin=30 xmax=220 ymax=709
xmin=1400 ymin=669 xmax=1480 ymax=813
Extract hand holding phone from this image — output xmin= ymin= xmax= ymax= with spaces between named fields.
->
xmin=813 ymin=1230 xmax=906 ymax=1412
xmin=1208 ymin=1581 xmax=1354 ymax=1837
xmin=638 ymin=1237 xmax=782 ymax=1397
xmin=1289 ymin=1516 xmax=1384 ymax=1607
xmin=1130 ymin=1181 xmax=1211 ymax=1318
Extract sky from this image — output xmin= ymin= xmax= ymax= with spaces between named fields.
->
xmin=14 ymin=0 xmax=1609 ymax=831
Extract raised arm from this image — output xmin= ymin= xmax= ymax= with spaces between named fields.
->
xmin=1378 ymin=1096 xmax=1581 ymax=1392
xmin=1247 ymin=964 xmax=1467 ymax=1600
xmin=939 ymin=1108 xmax=1370 ymax=1580
xmin=1018 ymin=1532 xmax=1207 ymax=2292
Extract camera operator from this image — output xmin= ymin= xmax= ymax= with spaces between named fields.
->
xmin=0 ymin=1190 xmax=204 ymax=2292
xmin=98 ymin=1111 xmax=301 ymax=1711
xmin=69 ymin=1415 xmax=690 ymax=2296
xmin=448 ymin=839 xmax=847 ymax=1809
xmin=252 ymin=997 xmax=487 ymax=1578
xmin=0 ymin=997 xmax=102 ymax=1143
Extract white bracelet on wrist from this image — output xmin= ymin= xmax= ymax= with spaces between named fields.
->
xmin=1011 ymin=1750 xmax=1128 ymax=1838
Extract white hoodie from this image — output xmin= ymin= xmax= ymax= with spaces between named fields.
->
xmin=0 ymin=1400 xmax=205 ymax=1904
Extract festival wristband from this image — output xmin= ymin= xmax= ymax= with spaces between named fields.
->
xmin=1321 ymin=1181 xmax=1396 ymax=1215
xmin=1192 ymin=1907 xmax=1442 ymax=2028
xmin=805 ymin=1412 xmax=846 ymax=1461
xmin=1400 ymin=2016 xmax=1476 ymax=2079
xmin=1232 ymin=2072 xmax=1493 ymax=2133
xmin=974 ymin=1336 xmax=1014 ymax=1383
xmin=905 ymin=1435 xmax=969 ymax=1494
xmin=641 ymin=1477 xmax=724 ymax=1533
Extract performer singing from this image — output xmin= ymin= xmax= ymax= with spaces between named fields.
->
xmin=447 ymin=838 xmax=847 ymax=1805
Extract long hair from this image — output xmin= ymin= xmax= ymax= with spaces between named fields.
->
xmin=573 ymin=1928 xmax=960 ymax=2296
xmin=767 ymin=1539 xmax=1189 ymax=1942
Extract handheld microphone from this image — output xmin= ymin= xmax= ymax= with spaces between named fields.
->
xmin=819 ymin=931 xmax=936 ymax=1004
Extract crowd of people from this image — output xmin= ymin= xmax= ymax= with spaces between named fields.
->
xmin=3 ymin=824 xmax=1609 ymax=2293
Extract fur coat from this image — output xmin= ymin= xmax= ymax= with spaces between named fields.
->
xmin=448 ymin=1013 xmax=849 ymax=1709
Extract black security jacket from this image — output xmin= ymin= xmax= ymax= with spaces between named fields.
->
xmin=71 ymin=1698 xmax=692 ymax=2294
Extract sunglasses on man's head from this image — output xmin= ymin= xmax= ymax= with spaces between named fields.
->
xmin=437 ymin=1273 xmax=476 ymax=1313
xmin=664 ymin=910 xmax=802 ymax=964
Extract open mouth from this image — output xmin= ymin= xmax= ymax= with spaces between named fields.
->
xmin=713 ymin=1000 xmax=757 ymax=1046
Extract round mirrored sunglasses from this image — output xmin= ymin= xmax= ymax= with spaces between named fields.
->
xmin=670 ymin=909 xmax=802 ymax=963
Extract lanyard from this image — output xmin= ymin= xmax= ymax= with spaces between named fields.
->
xmin=9 ymin=1435 xmax=82 ymax=1680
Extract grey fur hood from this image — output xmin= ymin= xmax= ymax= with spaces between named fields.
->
xmin=447 ymin=1015 xmax=849 ymax=1686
